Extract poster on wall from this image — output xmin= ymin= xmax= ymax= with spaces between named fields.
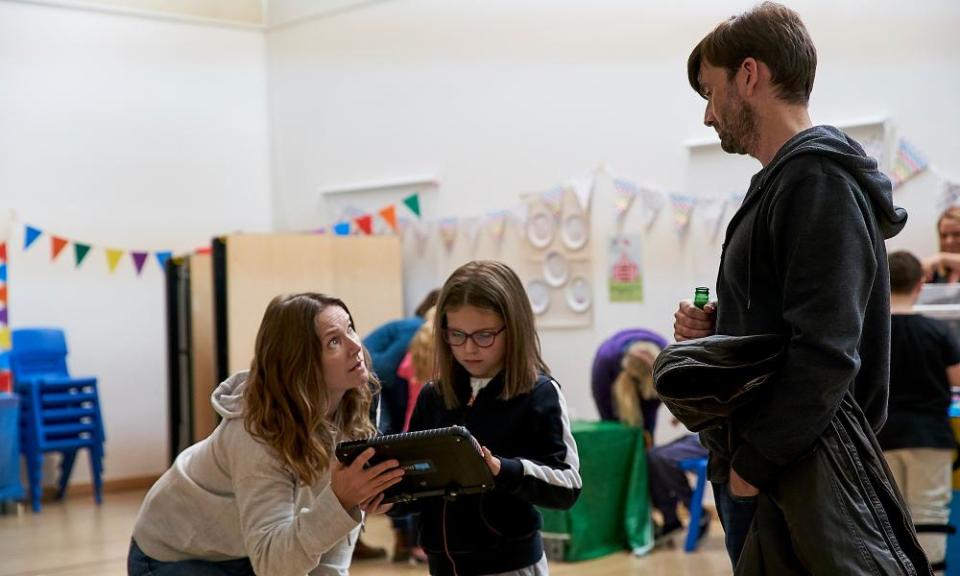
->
xmin=608 ymin=234 xmax=643 ymax=303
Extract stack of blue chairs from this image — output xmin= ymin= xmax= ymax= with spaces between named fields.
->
xmin=10 ymin=328 xmax=105 ymax=512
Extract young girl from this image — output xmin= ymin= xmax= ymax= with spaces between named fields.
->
xmin=128 ymin=293 xmax=404 ymax=576
xmin=406 ymin=261 xmax=582 ymax=576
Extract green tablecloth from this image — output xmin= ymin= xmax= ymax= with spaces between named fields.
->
xmin=539 ymin=420 xmax=652 ymax=561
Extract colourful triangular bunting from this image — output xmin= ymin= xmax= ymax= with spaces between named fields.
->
xmin=0 ymin=327 xmax=9 ymax=349
xmin=0 ymin=308 xmax=7 ymax=325
xmin=333 ymin=221 xmax=351 ymax=236
xmin=0 ymin=242 xmax=6 ymax=261
xmin=106 ymin=248 xmax=124 ymax=273
xmin=24 ymin=225 xmax=42 ymax=250
xmin=379 ymin=205 xmax=398 ymax=232
xmin=131 ymin=252 xmax=148 ymax=275
xmin=355 ymin=214 xmax=373 ymax=235
xmin=74 ymin=243 xmax=91 ymax=268
xmin=155 ymin=251 xmax=172 ymax=269
xmin=403 ymin=193 xmax=421 ymax=217
xmin=51 ymin=236 xmax=69 ymax=261
xmin=0 ymin=286 xmax=6 ymax=303
xmin=0 ymin=264 xmax=5 ymax=283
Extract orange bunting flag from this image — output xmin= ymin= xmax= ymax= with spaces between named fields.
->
xmin=106 ymin=248 xmax=124 ymax=273
xmin=378 ymin=205 xmax=398 ymax=232
xmin=51 ymin=236 xmax=69 ymax=261
xmin=0 ymin=285 xmax=6 ymax=303
xmin=355 ymin=214 xmax=373 ymax=235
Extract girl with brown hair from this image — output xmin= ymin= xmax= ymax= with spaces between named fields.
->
xmin=405 ymin=260 xmax=581 ymax=576
xmin=129 ymin=293 xmax=403 ymax=576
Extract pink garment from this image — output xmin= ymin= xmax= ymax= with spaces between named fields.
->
xmin=397 ymin=351 xmax=423 ymax=432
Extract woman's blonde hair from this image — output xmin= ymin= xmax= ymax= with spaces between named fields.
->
xmin=243 ymin=293 xmax=378 ymax=485
xmin=434 ymin=260 xmax=548 ymax=409
xmin=612 ymin=341 xmax=661 ymax=428
xmin=410 ymin=306 xmax=437 ymax=383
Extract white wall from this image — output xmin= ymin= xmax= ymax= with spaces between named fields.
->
xmin=0 ymin=1 xmax=272 ymax=482
xmin=265 ymin=0 xmax=960 ymax=440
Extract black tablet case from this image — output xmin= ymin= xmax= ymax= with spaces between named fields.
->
xmin=335 ymin=426 xmax=495 ymax=503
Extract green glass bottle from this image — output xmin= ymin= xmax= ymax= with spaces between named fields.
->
xmin=694 ymin=287 xmax=710 ymax=310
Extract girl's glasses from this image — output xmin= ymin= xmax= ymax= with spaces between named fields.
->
xmin=442 ymin=326 xmax=505 ymax=348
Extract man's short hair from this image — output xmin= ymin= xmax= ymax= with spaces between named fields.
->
xmin=888 ymin=251 xmax=924 ymax=295
xmin=687 ymin=2 xmax=817 ymax=105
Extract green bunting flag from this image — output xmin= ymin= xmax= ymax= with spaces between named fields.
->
xmin=402 ymin=193 xmax=421 ymax=218
xmin=74 ymin=243 xmax=91 ymax=267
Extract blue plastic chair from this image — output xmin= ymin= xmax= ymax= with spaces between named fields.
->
xmin=679 ymin=457 xmax=709 ymax=552
xmin=10 ymin=329 xmax=105 ymax=512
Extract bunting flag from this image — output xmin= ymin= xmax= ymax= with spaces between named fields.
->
xmin=0 ymin=243 xmax=6 ymax=261
xmin=669 ymin=193 xmax=697 ymax=236
xmin=0 ymin=264 xmax=5 ymax=283
xmin=0 ymin=308 xmax=6 ymax=325
xmin=613 ymin=178 xmax=639 ymax=223
xmin=51 ymin=235 xmax=69 ymax=261
xmin=0 ymin=285 xmax=6 ymax=303
xmin=540 ymin=186 xmax=565 ymax=217
xmin=698 ymin=197 xmax=728 ymax=240
xmin=486 ymin=211 xmax=508 ymax=245
xmin=461 ymin=217 xmax=482 ymax=252
xmin=354 ymin=214 xmax=373 ymax=235
xmin=379 ymin=205 xmax=398 ymax=232
xmin=410 ymin=221 xmax=430 ymax=256
xmin=0 ymin=240 xmax=7 ymax=351
xmin=24 ymin=225 xmax=42 ymax=250
xmin=567 ymin=174 xmax=595 ymax=212
xmin=638 ymin=187 xmax=665 ymax=229
xmin=403 ymin=193 xmax=422 ymax=218
xmin=155 ymin=251 xmax=172 ymax=269
xmin=74 ymin=243 xmax=91 ymax=268
xmin=438 ymin=218 xmax=459 ymax=253
xmin=891 ymin=138 xmax=928 ymax=187
xmin=333 ymin=221 xmax=351 ymax=236
xmin=131 ymin=251 xmax=149 ymax=275
xmin=938 ymin=179 xmax=960 ymax=214
xmin=106 ymin=248 xmax=124 ymax=273
xmin=0 ymin=327 xmax=9 ymax=350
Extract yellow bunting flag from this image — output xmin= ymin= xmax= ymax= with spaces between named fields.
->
xmin=379 ymin=205 xmax=398 ymax=232
xmin=106 ymin=248 xmax=124 ymax=273
xmin=0 ymin=327 xmax=10 ymax=349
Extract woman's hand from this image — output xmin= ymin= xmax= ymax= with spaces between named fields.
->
xmin=358 ymin=493 xmax=393 ymax=516
xmin=481 ymin=446 xmax=501 ymax=476
xmin=330 ymin=448 xmax=404 ymax=511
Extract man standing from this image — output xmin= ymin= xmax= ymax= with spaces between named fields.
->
xmin=673 ymin=3 xmax=929 ymax=573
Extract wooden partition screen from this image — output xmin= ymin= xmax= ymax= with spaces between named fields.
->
xmin=221 ymin=234 xmax=404 ymax=377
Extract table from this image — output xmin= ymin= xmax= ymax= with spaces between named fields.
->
xmin=539 ymin=420 xmax=652 ymax=561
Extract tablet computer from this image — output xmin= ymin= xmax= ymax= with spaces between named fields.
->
xmin=335 ymin=425 xmax=495 ymax=503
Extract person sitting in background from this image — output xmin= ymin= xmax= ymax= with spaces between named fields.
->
xmin=923 ymin=207 xmax=960 ymax=283
xmin=879 ymin=250 xmax=960 ymax=572
xmin=128 ymin=293 xmax=403 ymax=576
xmin=355 ymin=288 xmax=439 ymax=561
xmin=387 ymin=305 xmax=436 ymax=564
xmin=591 ymin=329 xmax=710 ymax=545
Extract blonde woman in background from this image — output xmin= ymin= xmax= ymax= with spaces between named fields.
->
xmin=591 ymin=329 xmax=710 ymax=545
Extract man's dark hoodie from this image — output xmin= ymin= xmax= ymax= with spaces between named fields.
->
xmin=702 ymin=125 xmax=908 ymax=488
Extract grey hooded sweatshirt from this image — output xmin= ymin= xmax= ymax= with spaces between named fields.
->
xmin=132 ymin=371 xmax=362 ymax=576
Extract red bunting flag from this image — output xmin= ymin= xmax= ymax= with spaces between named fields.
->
xmin=51 ymin=236 xmax=69 ymax=261
xmin=355 ymin=214 xmax=373 ymax=235
xmin=0 ymin=242 xmax=6 ymax=261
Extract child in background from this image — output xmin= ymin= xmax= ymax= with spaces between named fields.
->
xmin=879 ymin=251 xmax=960 ymax=572
xmin=128 ymin=293 xmax=403 ymax=576
xmin=406 ymin=260 xmax=582 ymax=576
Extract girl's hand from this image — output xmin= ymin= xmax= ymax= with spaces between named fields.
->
xmin=330 ymin=447 xmax=404 ymax=511
xmin=481 ymin=446 xmax=501 ymax=476
xmin=359 ymin=492 xmax=394 ymax=516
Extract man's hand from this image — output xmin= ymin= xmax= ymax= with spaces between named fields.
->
xmin=729 ymin=467 xmax=759 ymax=498
xmin=673 ymin=300 xmax=717 ymax=342
xmin=922 ymin=252 xmax=960 ymax=283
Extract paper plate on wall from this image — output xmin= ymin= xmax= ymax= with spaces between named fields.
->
xmin=565 ymin=276 xmax=592 ymax=313
xmin=543 ymin=250 xmax=570 ymax=287
xmin=526 ymin=207 xmax=556 ymax=249
xmin=561 ymin=212 xmax=588 ymax=251
xmin=526 ymin=279 xmax=551 ymax=315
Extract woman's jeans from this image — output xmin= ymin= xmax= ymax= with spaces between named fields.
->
xmin=128 ymin=539 xmax=255 ymax=576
